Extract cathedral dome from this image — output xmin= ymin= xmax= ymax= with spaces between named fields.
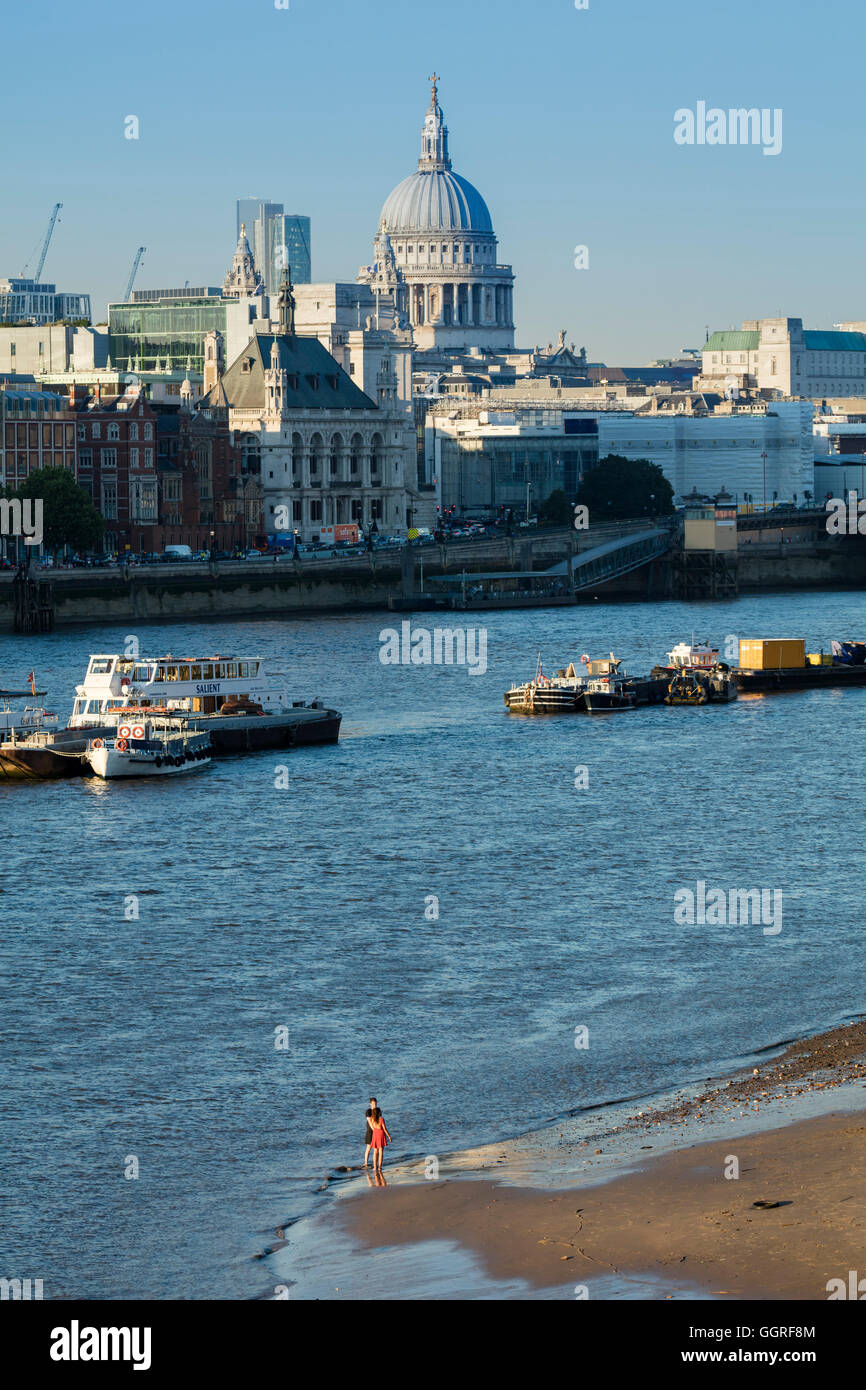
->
xmin=379 ymin=76 xmax=494 ymax=237
xmin=380 ymin=168 xmax=492 ymax=234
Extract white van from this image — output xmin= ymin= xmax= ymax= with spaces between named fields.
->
xmin=162 ymin=544 xmax=194 ymax=561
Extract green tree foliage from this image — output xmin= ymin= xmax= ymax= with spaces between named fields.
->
xmin=538 ymin=488 xmax=573 ymax=526
xmin=576 ymin=455 xmax=675 ymax=520
xmin=14 ymin=467 xmax=104 ymax=554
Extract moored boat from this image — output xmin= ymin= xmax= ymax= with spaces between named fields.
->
xmin=84 ymin=718 xmax=211 ymax=779
xmin=68 ymin=653 xmax=341 ymax=750
xmin=583 ymin=657 xmax=637 ymax=713
xmin=658 ymin=642 xmax=738 ymax=705
xmin=504 ymin=655 xmax=587 ymax=713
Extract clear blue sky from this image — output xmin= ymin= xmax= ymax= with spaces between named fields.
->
xmin=2 ymin=0 xmax=862 ymax=362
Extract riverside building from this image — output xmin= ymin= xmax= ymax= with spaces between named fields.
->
xmin=200 ymin=273 xmax=419 ymax=540
xmin=426 ymin=394 xmax=815 ymax=512
xmin=699 ymin=317 xmax=866 ymax=401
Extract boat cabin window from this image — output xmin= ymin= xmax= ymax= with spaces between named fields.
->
xmin=116 ymin=660 xmax=134 ymax=675
xmin=86 ymin=700 xmax=101 ymax=713
xmin=214 ymin=664 xmax=225 ymax=678
xmin=176 ymin=665 xmax=191 ymax=681
xmin=189 ymin=665 xmax=201 ymax=680
xmin=133 ymin=664 xmax=152 ymax=682
xmin=226 ymin=662 xmax=237 ymax=678
xmin=165 ymin=666 xmax=178 ymax=681
xmin=250 ymin=662 xmax=259 ymax=676
xmin=155 ymin=666 xmax=166 ymax=682
xmin=88 ymin=659 xmax=113 ymax=676
xmin=201 ymin=663 xmax=213 ymax=679
xmin=238 ymin=662 xmax=249 ymax=677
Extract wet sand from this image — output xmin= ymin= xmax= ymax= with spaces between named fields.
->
xmin=334 ymin=1019 xmax=866 ymax=1300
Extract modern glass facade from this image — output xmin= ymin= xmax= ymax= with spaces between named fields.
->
xmin=235 ymin=200 xmax=311 ymax=292
xmin=109 ymin=298 xmax=228 ymax=375
xmin=270 ymin=214 xmax=311 ymax=287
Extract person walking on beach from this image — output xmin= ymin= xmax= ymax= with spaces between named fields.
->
xmin=364 ymin=1097 xmax=376 ymax=1168
xmin=368 ymin=1106 xmax=391 ymax=1173
xmin=364 ymin=1096 xmax=387 ymax=1168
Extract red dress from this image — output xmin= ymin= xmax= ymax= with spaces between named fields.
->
xmin=370 ymin=1124 xmax=387 ymax=1150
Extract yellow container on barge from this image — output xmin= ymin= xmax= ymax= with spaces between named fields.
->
xmin=739 ymin=639 xmax=806 ymax=670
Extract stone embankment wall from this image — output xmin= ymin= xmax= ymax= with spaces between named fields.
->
xmin=3 ymin=524 xmax=866 ymax=628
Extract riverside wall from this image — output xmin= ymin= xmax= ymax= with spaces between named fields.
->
xmin=3 ymin=528 xmax=866 ymax=629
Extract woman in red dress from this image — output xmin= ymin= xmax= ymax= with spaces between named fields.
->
xmin=368 ymin=1108 xmax=391 ymax=1173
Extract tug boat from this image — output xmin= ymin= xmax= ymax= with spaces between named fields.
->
xmin=84 ymin=717 xmax=211 ymax=779
xmin=583 ymin=657 xmax=637 ymax=713
xmin=659 ymin=642 xmax=738 ymax=705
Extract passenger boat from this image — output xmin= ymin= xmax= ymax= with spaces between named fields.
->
xmin=84 ymin=717 xmax=211 ymax=779
xmin=67 ymin=653 xmax=341 ymax=751
xmin=0 ymin=693 xmax=58 ymax=739
xmin=657 ymin=642 xmax=738 ymax=705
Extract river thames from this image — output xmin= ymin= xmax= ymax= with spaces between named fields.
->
xmin=2 ymin=588 xmax=865 ymax=1297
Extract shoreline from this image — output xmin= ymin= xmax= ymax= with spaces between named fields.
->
xmin=272 ymin=1016 xmax=866 ymax=1300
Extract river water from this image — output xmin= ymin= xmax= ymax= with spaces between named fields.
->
xmin=2 ymin=589 xmax=865 ymax=1298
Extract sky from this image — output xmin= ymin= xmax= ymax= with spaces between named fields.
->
xmin=2 ymin=0 xmax=864 ymax=363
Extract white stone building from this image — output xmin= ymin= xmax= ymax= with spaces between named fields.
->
xmin=200 ymin=276 xmax=420 ymax=539
xmin=700 ymin=318 xmax=866 ymax=400
xmin=360 ymin=76 xmax=515 ymax=352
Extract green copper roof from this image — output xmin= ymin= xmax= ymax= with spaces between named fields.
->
xmin=704 ymin=331 xmax=760 ymax=352
xmin=803 ymin=331 xmax=866 ymax=351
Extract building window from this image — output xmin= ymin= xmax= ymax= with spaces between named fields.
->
xmin=144 ymin=423 xmax=153 ymax=440
xmin=101 ymin=448 xmax=117 ymax=468
xmin=130 ymin=448 xmax=139 ymax=467
xmin=101 ymin=481 xmax=117 ymax=519
xmin=130 ymin=422 xmax=139 ymax=440
xmin=107 ymin=422 xmax=120 ymax=440
xmin=77 ymin=424 xmax=86 ymax=441
xmin=145 ymin=449 xmax=153 ymax=466
xmin=92 ymin=422 xmax=101 ymax=438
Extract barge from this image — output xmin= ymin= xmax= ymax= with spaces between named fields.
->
xmin=736 ymin=638 xmax=866 ymax=692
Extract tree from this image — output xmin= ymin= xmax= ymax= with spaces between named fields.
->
xmin=538 ymin=488 xmax=573 ymax=526
xmin=575 ymin=455 xmax=675 ymax=521
xmin=14 ymin=467 xmax=104 ymax=554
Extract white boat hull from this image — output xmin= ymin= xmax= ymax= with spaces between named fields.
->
xmin=86 ymin=748 xmax=211 ymax=779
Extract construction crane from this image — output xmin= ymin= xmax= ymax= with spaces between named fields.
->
xmin=123 ymin=247 xmax=146 ymax=302
xmin=20 ymin=203 xmax=63 ymax=281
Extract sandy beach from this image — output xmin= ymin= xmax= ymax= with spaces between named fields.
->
xmin=333 ymin=1019 xmax=866 ymax=1300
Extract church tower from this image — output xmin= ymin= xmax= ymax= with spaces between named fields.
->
xmin=223 ymin=224 xmax=262 ymax=298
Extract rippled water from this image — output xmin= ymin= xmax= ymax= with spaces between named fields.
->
xmin=2 ymin=590 xmax=865 ymax=1298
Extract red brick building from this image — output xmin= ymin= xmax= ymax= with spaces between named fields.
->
xmin=0 ymin=384 xmax=77 ymax=488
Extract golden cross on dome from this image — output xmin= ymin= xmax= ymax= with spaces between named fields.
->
xmin=429 ymin=72 xmax=440 ymax=99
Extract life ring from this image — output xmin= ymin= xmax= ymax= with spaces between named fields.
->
xmin=117 ymin=724 xmax=131 ymax=739
xmin=92 ymin=738 xmax=104 ymax=749
xmin=131 ymin=725 xmax=145 ymax=740
xmin=116 ymin=738 xmax=129 ymax=751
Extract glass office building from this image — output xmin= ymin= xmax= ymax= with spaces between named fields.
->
xmin=109 ymin=291 xmax=226 ymax=375
xmin=235 ymin=200 xmax=311 ymax=292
